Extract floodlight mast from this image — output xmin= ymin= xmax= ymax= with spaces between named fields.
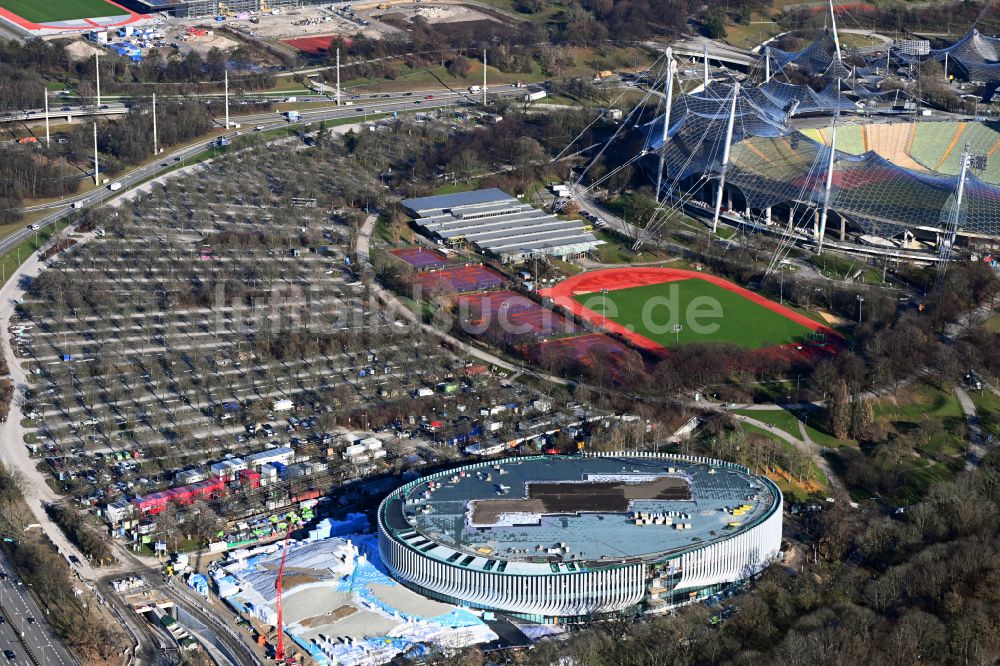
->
xmin=654 ymin=48 xmax=675 ymax=204
xmin=93 ymin=122 xmax=99 ymax=186
xmin=703 ymin=42 xmax=710 ymax=87
xmin=940 ymin=143 xmax=973 ymax=270
xmin=712 ymin=82 xmax=740 ymax=233
xmin=829 ymin=0 xmax=842 ymax=64
xmin=816 ymin=114 xmax=838 ymax=255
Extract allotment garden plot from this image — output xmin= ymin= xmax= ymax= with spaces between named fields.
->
xmin=10 ymin=145 xmax=519 ymax=514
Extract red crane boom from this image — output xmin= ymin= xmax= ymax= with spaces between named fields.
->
xmin=274 ymin=528 xmax=293 ymax=662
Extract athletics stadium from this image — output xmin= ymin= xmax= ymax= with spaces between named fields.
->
xmin=636 ymin=27 xmax=1000 ymax=260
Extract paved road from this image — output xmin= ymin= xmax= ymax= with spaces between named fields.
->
xmin=954 ymin=386 xmax=986 ymax=471
xmin=0 ymin=116 xmax=408 ymax=664
xmin=1 ymin=104 xmax=129 ymax=125
xmin=3 ymin=83 xmax=525 ymax=128
xmin=12 ymin=85 xmax=524 ymax=220
xmin=663 ymin=36 xmax=756 ymax=67
xmin=0 ymin=552 xmax=76 ymax=666
xmin=355 ymin=215 xmax=570 ymax=386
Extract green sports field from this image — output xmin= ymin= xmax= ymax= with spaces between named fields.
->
xmin=0 ymin=0 xmax=123 ymax=22
xmin=573 ymin=279 xmax=813 ymax=349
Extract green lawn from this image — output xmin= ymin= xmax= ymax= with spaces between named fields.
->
xmin=575 ymin=279 xmax=813 ymax=348
xmin=736 ymin=405 xmax=855 ymax=447
xmin=969 ymin=388 xmax=1000 ymax=440
xmin=591 ymin=229 xmax=668 ymax=264
xmin=740 ymin=423 xmax=829 ymax=500
xmin=0 ymin=0 xmax=123 ymax=22
xmin=978 ymin=314 xmax=1000 ymax=334
xmin=735 ymin=408 xmax=802 ymax=440
xmin=433 ymin=182 xmax=477 ymax=196
xmin=0 ymin=219 xmax=72 ymax=285
xmin=875 ymin=383 xmax=964 ymax=422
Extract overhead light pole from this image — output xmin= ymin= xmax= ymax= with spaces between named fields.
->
xmin=95 ymin=52 xmax=101 ymax=107
xmin=43 ymin=86 xmax=50 ymax=147
xmin=152 ymin=93 xmax=158 ymax=154
xmin=93 ymin=122 xmax=99 ymax=186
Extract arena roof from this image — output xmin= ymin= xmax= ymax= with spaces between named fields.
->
xmin=931 ymin=30 xmax=1000 ymax=83
xmin=382 ymin=455 xmax=779 ymax=575
xmin=401 ymin=189 xmax=601 ymax=262
xmin=645 ymin=82 xmax=1000 ymax=238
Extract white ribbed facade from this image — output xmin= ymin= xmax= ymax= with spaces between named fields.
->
xmin=377 ymin=453 xmax=782 ymax=622
xmin=674 ymin=498 xmax=782 ymax=592
xmin=378 ymin=528 xmax=646 ymax=618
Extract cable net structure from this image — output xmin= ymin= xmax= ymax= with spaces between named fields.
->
xmin=643 ymin=83 xmax=1000 ymax=239
xmin=768 ymin=30 xmax=851 ymax=78
xmin=932 ymin=29 xmax=1000 ymax=82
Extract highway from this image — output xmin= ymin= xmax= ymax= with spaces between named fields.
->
xmin=0 ymin=83 xmax=526 ymax=269
xmin=2 ymin=83 xmax=527 ymax=124
xmin=0 ymin=81 xmax=533 ymax=665
xmin=0 ymin=552 xmax=76 ymax=666
xmin=1 ymin=103 xmax=130 ymax=124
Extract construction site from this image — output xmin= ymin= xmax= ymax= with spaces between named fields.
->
xmin=209 ymin=520 xmax=501 ymax=665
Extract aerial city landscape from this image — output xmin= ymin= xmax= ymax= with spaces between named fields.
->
xmin=1 ymin=0 xmax=1000 ymax=664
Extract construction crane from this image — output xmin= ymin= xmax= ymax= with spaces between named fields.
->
xmin=274 ymin=527 xmax=293 ymax=662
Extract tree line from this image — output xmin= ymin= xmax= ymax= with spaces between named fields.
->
xmin=0 ymin=99 xmax=214 ymax=222
xmin=0 ymin=38 xmax=275 ymax=113
xmin=479 ymin=448 xmax=1000 ymax=666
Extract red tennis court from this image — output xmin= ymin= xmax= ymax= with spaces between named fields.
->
xmin=530 ymin=334 xmax=642 ymax=373
xmin=413 ymin=265 xmax=507 ymax=295
xmin=391 ymin=247 xmax=448 ymax=270
xmin=455 ymin=291 xmax=579 ymax=339
xmin=284 ymin=35 xmax=335 ymax=54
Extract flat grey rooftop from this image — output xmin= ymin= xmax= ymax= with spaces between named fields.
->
xmin=400 ymin=188 xmax=601 ymax=261
xmin=384 ymin=456 xmax=779 ymax=575
xmin=401 ymin=188 xmax=512 ymax=216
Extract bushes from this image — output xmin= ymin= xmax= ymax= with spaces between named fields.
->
xmin=44 ymin=503 xmax=114 ymax=565
xmin=519 ymin=451 xmax=1000 ymax=666
xmin=704 ymin=9 xmax=728 ymax=39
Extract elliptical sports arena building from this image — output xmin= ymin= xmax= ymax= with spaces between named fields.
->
xmin=377 ymin=453 xmax=782 ymax=622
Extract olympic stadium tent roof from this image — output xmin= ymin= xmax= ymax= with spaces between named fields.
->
xmin=931 ymin=29 xmax=1000 ymax=82
xmin=767 ymin=30 xmax=851 ymax=78
xmin=402 ymin=189 xmax=601 ymax=262
xmin=643 ymin=83 xmax=1000 ymax=238
xmin=757 ymin=79 xmax=858 ymax=116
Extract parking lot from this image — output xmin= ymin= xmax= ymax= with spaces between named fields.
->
xmin=9 ymin=122 xmax=606 ymax=541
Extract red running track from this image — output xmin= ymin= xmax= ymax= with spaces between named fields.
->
xmin=539 ymin=267 xmax=840 ymax=354
xmin=0 ymin=1 xmax=141 ymax=30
